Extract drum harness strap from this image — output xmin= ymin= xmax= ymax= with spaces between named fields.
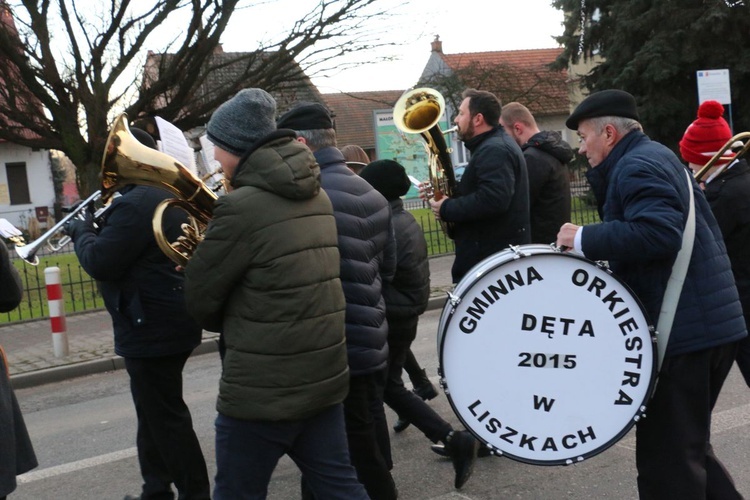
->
xmin=655 ymin=169 xmax=696 ymax=372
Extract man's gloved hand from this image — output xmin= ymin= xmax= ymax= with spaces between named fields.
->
xmin=62 ymin=210 xmax=94 ymax=241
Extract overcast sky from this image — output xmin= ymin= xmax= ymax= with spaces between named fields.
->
xmin=217 ymin=0 xmax=566 ymax=93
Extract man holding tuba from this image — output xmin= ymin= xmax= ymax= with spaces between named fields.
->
xmin=63 ymin=126 xmax=210 ymax=500
xmin=422 ymin=88 xmax=531 ymax=284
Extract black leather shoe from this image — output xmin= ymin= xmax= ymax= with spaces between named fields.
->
xmin=431 ymin=443 xmax=449 ymax=457
xmin=412 ymin=370 xmax=439 ymax=401
xmin=393 ymin=417 xmax=411 ymax=433
xmin=432 ymin=442 xmax=493 ymax=458
xmin=445 ymin=430 xmax=480 ymax=488
xmin=123 ymin=495 xmax=141 ymax=500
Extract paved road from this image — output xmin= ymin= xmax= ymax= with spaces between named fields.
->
xmin=10 ymin=308 xmax=750 ymax=499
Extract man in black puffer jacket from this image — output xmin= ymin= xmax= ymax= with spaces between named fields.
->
xmin=501 ymin=102 xmax=574 ymax=244
xmin=425 ymin=89 xmax=531 ymax=283
xmin=65 ymin=127 xmax=210 ymax=500
xmin=278 ymin=101 xmax=400 ymax=499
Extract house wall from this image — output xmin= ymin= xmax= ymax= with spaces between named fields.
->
xmin=537 ymin=114 xmax=578 ymax=147
xmin=0 ymin=142 xmax=55 ymax=230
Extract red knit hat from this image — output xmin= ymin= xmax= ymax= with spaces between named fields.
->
xmin=679 ymin=100 xmax=733 ymax=165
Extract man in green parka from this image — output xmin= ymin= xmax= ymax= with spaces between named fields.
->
xmin=184 ymin=88 xmax=368 ymax=500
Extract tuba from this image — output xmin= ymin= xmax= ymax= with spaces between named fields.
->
xmin=694 ymin=131 xmax=750 ymax=182
xmin=393 ymin=88 xmax=457 ymax=238
xmin=101 ymin=113 xmax=218 ymax=266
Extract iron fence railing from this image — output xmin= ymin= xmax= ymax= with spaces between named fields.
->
xmin=0 ymin=191 xmax=599 ymax=324
xmin=1 ymin=244 xmax=105 ymax=323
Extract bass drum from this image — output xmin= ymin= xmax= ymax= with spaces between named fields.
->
xmin=437 ymin=244 xmax=657 ymax=465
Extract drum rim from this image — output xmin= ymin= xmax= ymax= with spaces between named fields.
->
xmin=437 ymin=245 xmax=658 ymax=466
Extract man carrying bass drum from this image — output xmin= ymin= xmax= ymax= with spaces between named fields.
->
xmin=557 ymin=90 xmax=746 ymax=500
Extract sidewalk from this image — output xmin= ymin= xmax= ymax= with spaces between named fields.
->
xmin=1 ymin=254 xmax=455 ymax=389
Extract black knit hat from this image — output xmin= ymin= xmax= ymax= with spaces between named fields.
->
xmin=277 ymin=101 xmax=334 ymax=130
xmin=130 ymin=127 xmax=157 ymax=151
xmin=565 ymin=89 xmax=640 ymax=130
xmin=360 ymin=159 xmax=411 ymax=201
xmin=207 ymin=88 xmax=277 ymax=156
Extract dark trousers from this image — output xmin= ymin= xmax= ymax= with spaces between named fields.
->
xmin=635 ymin=342 xmax=743 ymax=500
xmin=384 ymin=322 xmax=452 ymax=444
xmin=216 ymin=404 xmax=367 ymax=500
xmin=124 ymin=352 xmax=210 ymax=500
xmin=733 ymin=315 xmax=750 ymax=386
xmin=344 ymin=371 xmax=398 ymax=500
xmin=402 ymin=348 xmax=430 ymax=387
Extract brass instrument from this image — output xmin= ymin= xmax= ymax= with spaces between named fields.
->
xmin=201 ymin=166 xmax=227 ymax=194
xmin=694 ymin=131 xmax=750 ymax=182
xmin=101 ymin=113 xmax=218 ymax=266
xmin=393 ymin=87 xmax=457 ymax=237
xmin=13 ymin=191 xmax=102 ymax=265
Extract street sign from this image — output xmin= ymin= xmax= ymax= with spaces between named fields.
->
xmin=697 ymin=69 xmax=731 ymax=105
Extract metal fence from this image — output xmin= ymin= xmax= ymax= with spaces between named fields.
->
xmin=0 ymin=191 xmax=598 ymax=323
xmin=2 ymin=244 xmax=104 ymax=323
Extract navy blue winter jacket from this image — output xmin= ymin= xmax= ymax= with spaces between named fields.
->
xmin=71 ymin=185 xmax=202 ymax=358
xmin=314 ymin=146 xmax=396 ymax=375
xmin=583 ymin=131 xmax=746 ymax=357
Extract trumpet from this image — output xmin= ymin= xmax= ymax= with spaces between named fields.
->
xmin=13 ymin=190 xmax=102 ymax=265
xmin=694 ymin=131 xmax=750 ymax=182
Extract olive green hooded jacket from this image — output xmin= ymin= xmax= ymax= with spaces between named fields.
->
xmin=185 ymin=131 xmax=348 ymax=421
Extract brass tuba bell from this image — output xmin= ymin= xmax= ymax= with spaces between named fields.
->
xmin=101 ymin=113 xmax=218 ymax=266
xmin=393 ymin=87 xmax=457 ymax=238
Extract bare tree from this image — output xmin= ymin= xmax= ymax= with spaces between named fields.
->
xmin=0 ymin=0 xmax=395 ymax=194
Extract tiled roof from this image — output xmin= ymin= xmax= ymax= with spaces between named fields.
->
xmin=322 ymin=90 xmax=404 ymax=149
xmin=440 ymin=48 xmax=568 ymax=116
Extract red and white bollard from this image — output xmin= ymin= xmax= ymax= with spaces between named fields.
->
xmin=44 ymin=266 xmax=69 ymax=358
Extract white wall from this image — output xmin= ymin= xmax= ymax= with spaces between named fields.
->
xmin=0 ymin=142 xmax=56 ymax=229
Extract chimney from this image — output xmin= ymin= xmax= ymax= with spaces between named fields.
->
xmin=431 ymin=35 xmax=442 ymax=53
xmin=213 ymin=43 xmax=224 ymax=55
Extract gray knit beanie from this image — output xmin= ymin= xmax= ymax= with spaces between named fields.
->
xmin=207 ymin=88 xmax=277 ymax=156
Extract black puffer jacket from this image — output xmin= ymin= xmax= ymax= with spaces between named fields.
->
xmin=441 ymin=126 xmax=530 ymax=282
xmin=703 ymin=159 xmax=750 ymax=318
xmin=71 ymin=185 xmax=202 ymax=358
xmin=382 ymin=198 xmax=430 ymax=337
xmin=314 ymin=146 xmax=396 ymax=376
xmin=522 ymin=131 xmax=574 ymax=244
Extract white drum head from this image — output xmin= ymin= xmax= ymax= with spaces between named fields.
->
xmin=439 ymin=246 xmax=656 ymax=465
